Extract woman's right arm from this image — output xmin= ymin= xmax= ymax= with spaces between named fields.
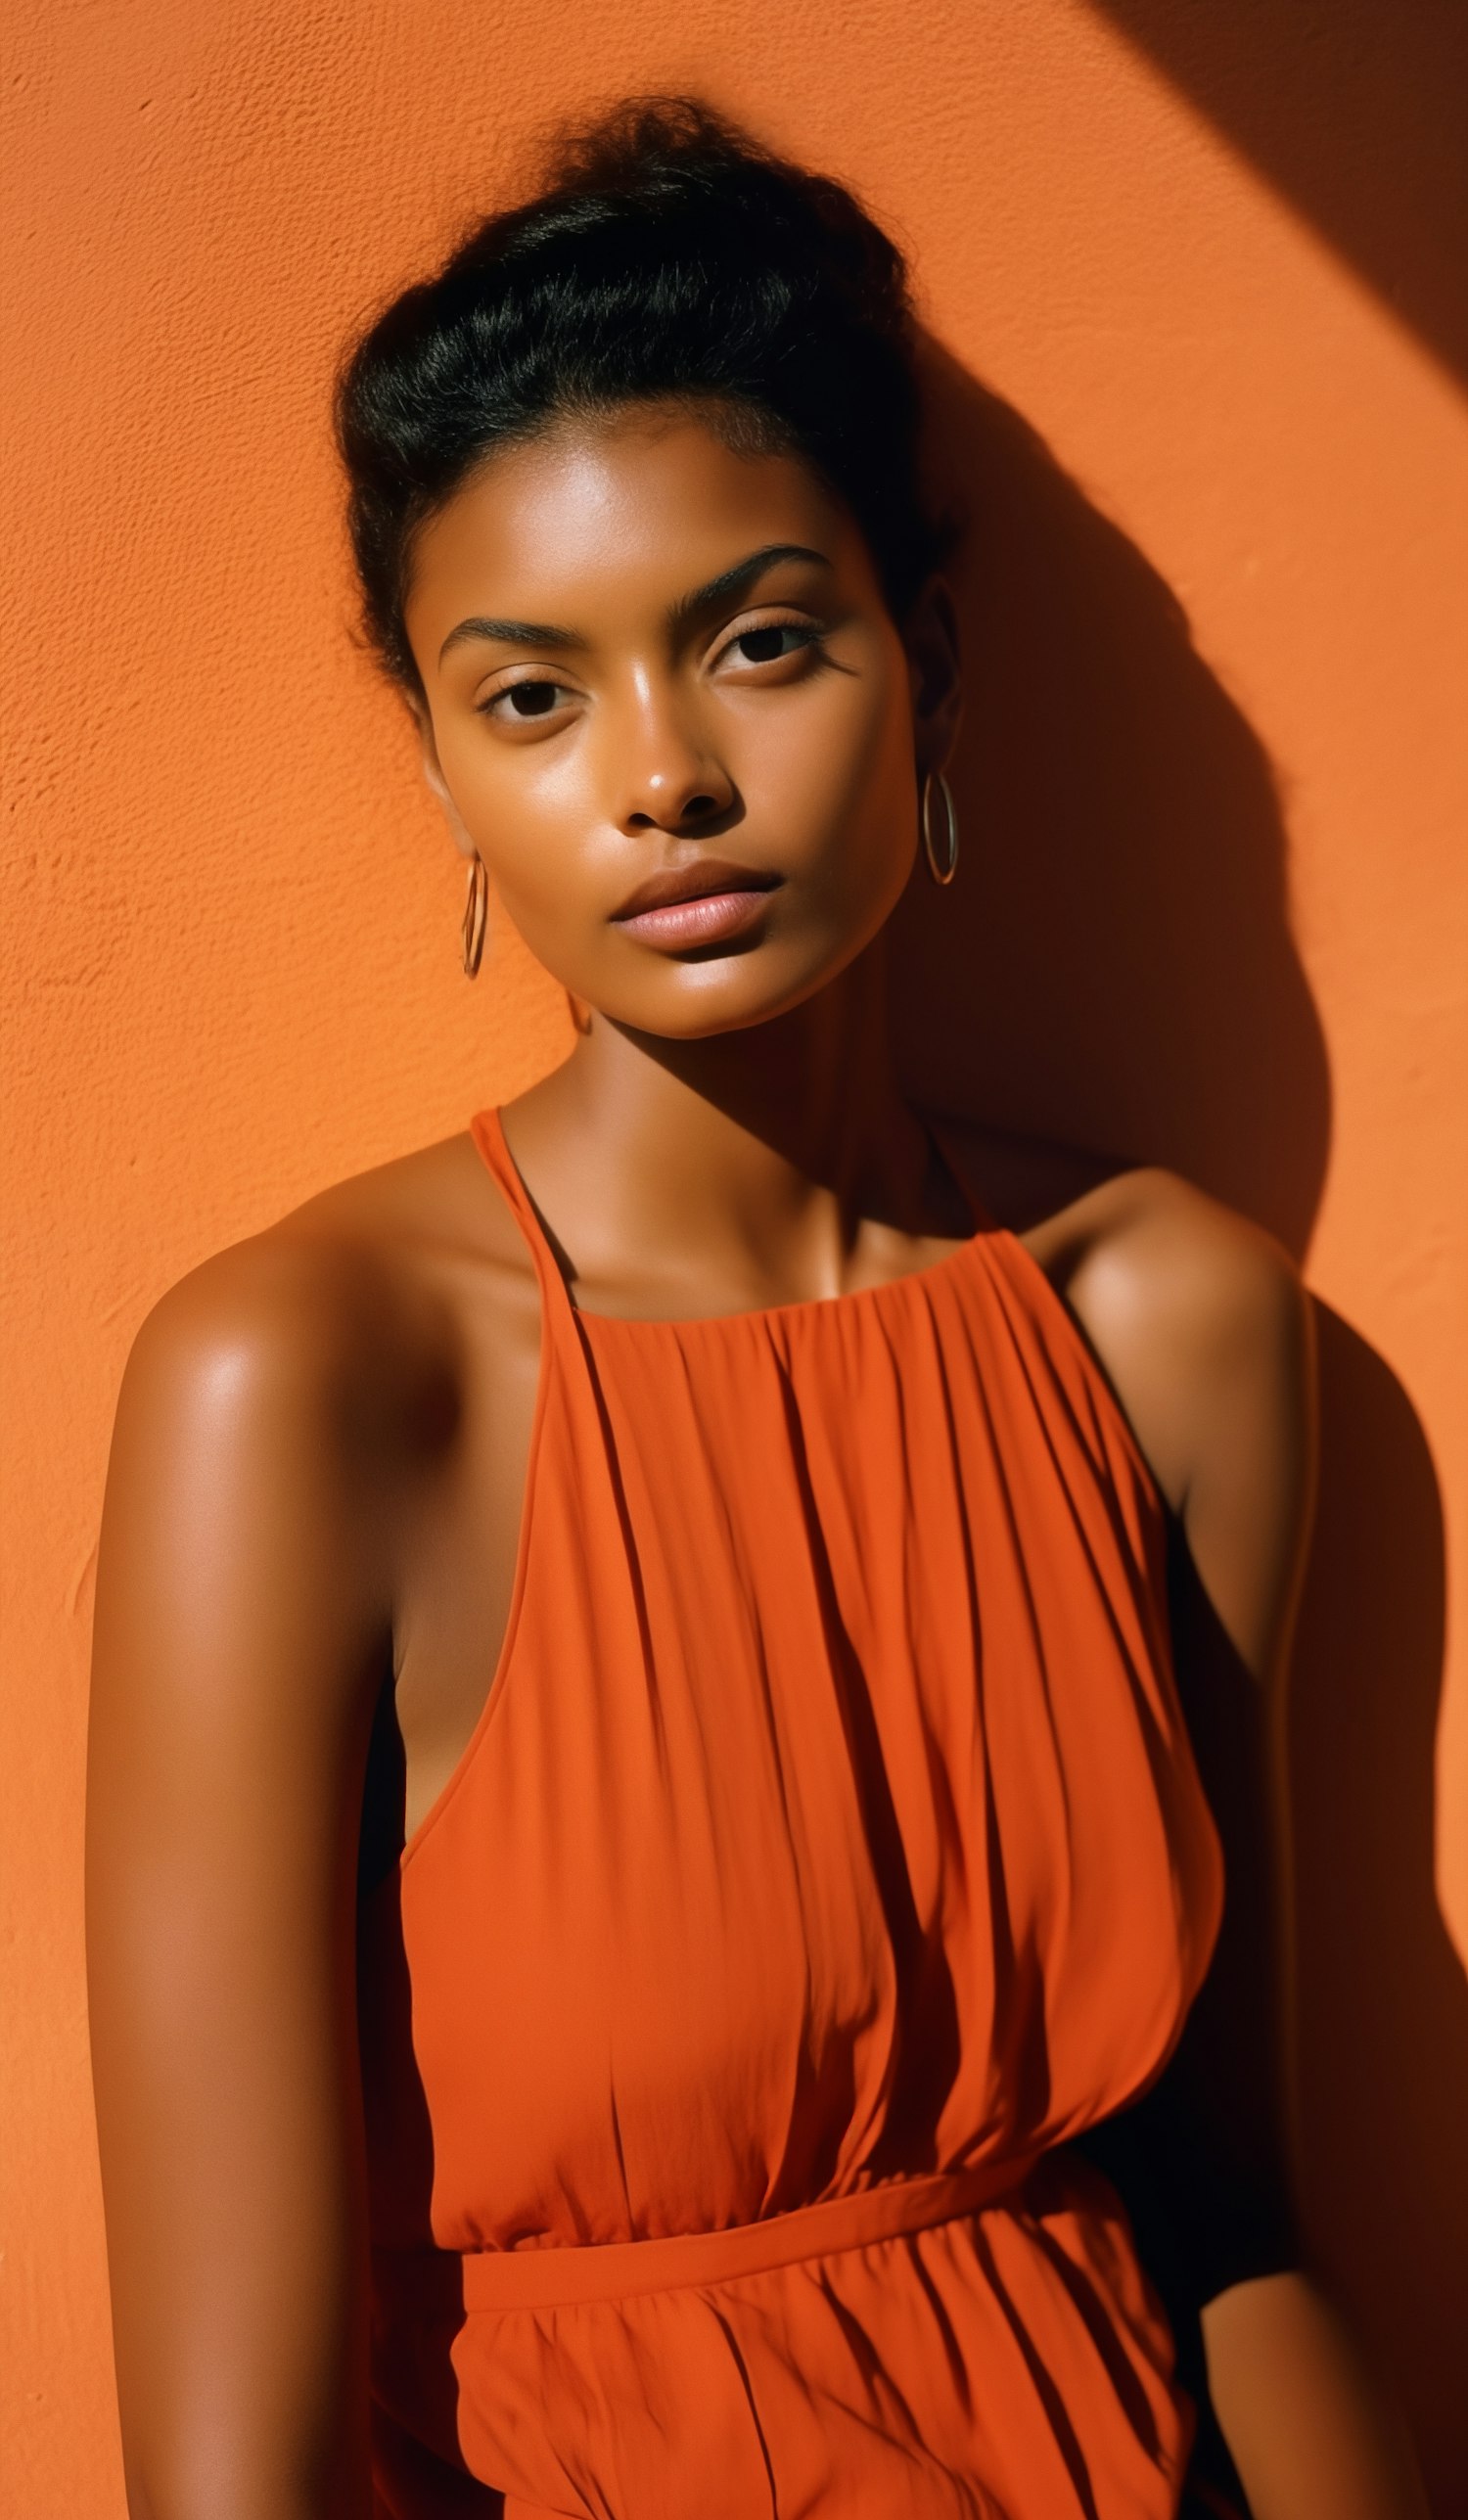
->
xmin=86 ymin=1241 xmax=395 ymax=2519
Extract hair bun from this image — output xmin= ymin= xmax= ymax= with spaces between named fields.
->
xmin=337 ymin=94 xmax=947 ymax=693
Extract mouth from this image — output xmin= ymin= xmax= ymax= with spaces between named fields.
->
xmin=611 ymin=858 xmax=784 ymax=951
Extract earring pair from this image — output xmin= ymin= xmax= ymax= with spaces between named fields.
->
xmin=463 ymin=778 xmax=958 ymax=979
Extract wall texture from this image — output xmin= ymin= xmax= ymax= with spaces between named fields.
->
xmin=3 ymin=1 xmax=1464 ymax=2506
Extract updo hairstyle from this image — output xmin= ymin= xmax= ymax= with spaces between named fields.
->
xmin=335 ymin=98 xmax=949 ymax=696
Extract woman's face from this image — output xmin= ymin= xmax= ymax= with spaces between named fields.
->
xmin=403 ymin=404 xmax=955 ymax=1037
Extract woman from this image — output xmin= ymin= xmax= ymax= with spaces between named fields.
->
xmin=86 ymin=99 xmax=1424 ymax=2519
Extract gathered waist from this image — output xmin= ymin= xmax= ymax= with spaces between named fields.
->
xmin=386 ymin=2152 xmax=1043 ymax=2314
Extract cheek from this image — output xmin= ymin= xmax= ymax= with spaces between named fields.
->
xmin=432 ymin=644 xmax=915 ymax=956
xmin=771 ymin=661 xmax=917 ymax=891
xmin=437 ymin=732 xmax=599 ymax=911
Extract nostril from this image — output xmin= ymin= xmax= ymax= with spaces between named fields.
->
xmin=624 ymin=790 xmax=725 ymax=834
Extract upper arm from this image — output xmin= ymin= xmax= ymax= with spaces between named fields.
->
xmin=1068 ymin=1174 xmax=1316 ymax=1682
xmin=1067 ymin=1179 xmax=1318 ymax=2305
xmin=86 ymin=1240 xmax=395 ymax=2517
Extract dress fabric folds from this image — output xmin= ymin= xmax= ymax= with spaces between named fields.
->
xmin=359 ymin=1104 xmax=1226 ymax=2518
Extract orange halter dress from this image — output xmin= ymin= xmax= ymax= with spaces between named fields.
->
xmin=359 ymin=1105 xmax=1225 ymax=2518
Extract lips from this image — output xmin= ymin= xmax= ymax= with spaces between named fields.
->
xmin=611 ymin=857 xmax=784 ymax=952
xmin=612 ymin=858 xmax=782 ymax=922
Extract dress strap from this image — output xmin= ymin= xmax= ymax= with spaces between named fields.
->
xmin=469 ymin=1105 xmax=579 ymax=1332
xmin=921 ymin=1111 xmax=998 ymax=1235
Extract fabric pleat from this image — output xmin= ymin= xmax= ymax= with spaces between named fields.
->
xmin=359 ymin=1106 xmax=1225 ymax=2517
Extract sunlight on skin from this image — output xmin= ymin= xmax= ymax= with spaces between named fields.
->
xmin=402 ymin=408 xmax=951 ymax=1043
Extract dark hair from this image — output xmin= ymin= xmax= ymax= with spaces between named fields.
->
xmin=335 ymin=97 xmax=949 ymax=693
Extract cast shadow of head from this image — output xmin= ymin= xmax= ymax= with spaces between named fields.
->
xmin=893 ymin=339 xmax=1327 ymax=1246
xmin=892 ymin=343 xmax=1466 ymax=2492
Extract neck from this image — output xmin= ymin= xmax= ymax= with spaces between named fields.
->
xmin=528 ymin=929 xmax=949 ymax=1250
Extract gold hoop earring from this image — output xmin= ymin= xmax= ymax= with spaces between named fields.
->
xmin=921 ymin=771 xmax=959 ymax=887
xmin=461 ymin=849 xmax=488 ymax=979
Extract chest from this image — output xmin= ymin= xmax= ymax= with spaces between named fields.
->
xmin=360 ymin=1261 xmax=1222 ymax=2241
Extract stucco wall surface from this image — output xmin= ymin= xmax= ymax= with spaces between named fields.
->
xmin=3 ymin=1 xmax=1464 ymax=2506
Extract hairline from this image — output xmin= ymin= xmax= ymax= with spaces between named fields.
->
xmin=390 ymin=389 xmax=863 ymax=698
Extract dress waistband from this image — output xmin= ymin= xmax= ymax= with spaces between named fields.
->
xmin=446 ymin=2153 xmax=1039 ymax=2312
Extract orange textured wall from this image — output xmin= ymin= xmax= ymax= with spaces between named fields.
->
xmin=3 ymin=2 xmax=1464 ymax=2507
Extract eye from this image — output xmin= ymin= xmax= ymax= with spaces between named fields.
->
xmin=736 ymin=625 xmax=800 ymax=663
xmin=716 ymin=618 xmax=825 ymax=673
xmin=476 ymin=675 xmax=576 ymax=724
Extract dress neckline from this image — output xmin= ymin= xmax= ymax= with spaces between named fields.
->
xmin=472 ymin=1102 xmax=995 ymax=1335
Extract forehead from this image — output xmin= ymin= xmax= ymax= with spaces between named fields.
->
xmin=403 ymin=406 xmax=864 ymax=655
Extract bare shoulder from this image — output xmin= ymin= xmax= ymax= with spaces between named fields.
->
xmin=944 ymin=1120 xmax=1312 ymax=1528
xmin=112 ymin=1126 xmax=510 ymax=1521
xmin=1050 ymin=1167 xmax=1311 ymax=1518
xmin=1040 ymin=1168 xmax=1317 ymax=1680
xmin=1005 ymin=1149 xmax=1315 ymax=1675
xmin=1039 ymin=1166 xmax=1310 ymax=1402
xmin=943 ymin=1119 xmax=1307 ymax=1345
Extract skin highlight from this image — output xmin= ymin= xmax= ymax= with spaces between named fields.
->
xmin=406 ymin=407 xmax=946 ymax=1043
xmin=86 ymin=404 xmax=1427 ymax=2518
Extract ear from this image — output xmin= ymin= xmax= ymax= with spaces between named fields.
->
xmin=903 ymin=575 xmax=963 ymax=780
xmin=410 ymin=701 xmax=479 ymax=863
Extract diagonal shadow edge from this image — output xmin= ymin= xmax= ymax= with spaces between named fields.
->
xmin=1078 ymin=0 xmax=1468 ymax=391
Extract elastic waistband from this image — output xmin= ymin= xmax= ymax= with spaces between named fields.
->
xmin=445 ymin=2152 xmax=1038 ymax=2312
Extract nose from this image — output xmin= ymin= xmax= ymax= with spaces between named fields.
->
xmin=612 ymin=683 xmax=734 ymax=834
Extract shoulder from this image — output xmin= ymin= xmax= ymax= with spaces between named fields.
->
xmin=1043 ymin=1167 xmax=1311 ymax=1465
xmin=113 ymin=1129 xmax=500 ymax=1509
xmin=941 ymin=1122 xmax=1308 ymax=1382
xmin=122 ymin=1215 xmax=401 ymax=1449
xmin=942 ymin=1118 xmax=1312 ymax=1532
xmin=1030 ymin=1164 xmax=1315 ymax=1678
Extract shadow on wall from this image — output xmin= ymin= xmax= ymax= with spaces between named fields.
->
xmin=890 ymin=350 xmax=1467 ymax=2510
xmin=1080 ymin=0 xmax=1468 ymax=390
xmin=894 ymin=344 xmax=1330 ymax=1255
xmin=1292 ymin=1308 xmax=1466 ymax=2519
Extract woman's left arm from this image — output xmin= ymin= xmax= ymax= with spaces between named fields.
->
xmin=1069 ymin=1178 xmax=1428 ymax=2520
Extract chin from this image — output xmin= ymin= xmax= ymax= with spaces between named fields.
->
xmin=615 ymin=945 xmax=861 ymax=1039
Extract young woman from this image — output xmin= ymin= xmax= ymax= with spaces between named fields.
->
xmin=86 ymin=100 xmax=1424 ymax=2520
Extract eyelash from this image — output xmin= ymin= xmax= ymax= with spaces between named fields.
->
xmin=473 ymin=614 xmax=828 ymax=719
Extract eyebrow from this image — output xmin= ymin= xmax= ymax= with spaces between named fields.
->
xmin=438 ymin=612 xmax=585 ymax=662
xmin=666 ymin=542 xmax=832 ymax=634
xmin=437 ymin=542 xmax=832 ymax=665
